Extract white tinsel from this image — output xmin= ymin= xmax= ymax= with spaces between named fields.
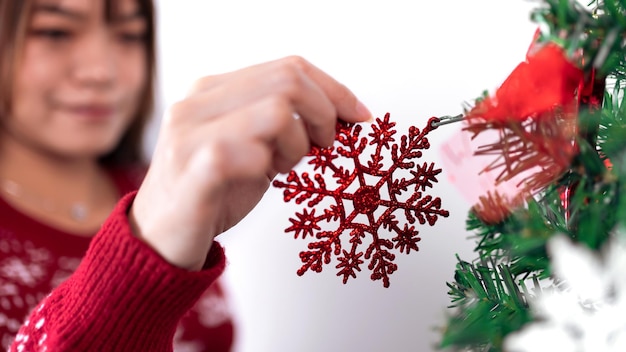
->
xmin=504 ymin=232 xmax=626 ymax=352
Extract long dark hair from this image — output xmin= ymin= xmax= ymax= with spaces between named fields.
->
xmin=0 ymin=0 xmax=157 ymax=167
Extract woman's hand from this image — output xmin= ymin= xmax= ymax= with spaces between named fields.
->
xmin=129 ymin=56 xmax=371 ymax=270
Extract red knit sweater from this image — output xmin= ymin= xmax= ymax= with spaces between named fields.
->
xmin=0 ymin=167 xmax=234 ymax=351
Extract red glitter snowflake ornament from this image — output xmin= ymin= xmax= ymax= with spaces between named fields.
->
xmin=272 ymin=113 xmax=450 ymax=287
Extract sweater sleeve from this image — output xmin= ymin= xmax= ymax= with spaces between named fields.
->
xmin=9 ymin=192 xmax=226 ymax=352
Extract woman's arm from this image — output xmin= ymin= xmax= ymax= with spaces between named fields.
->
xmin=11 ymin=56 xmax=370 ymax=351
xmin=130 ymin=56 xmax=371 ymax=270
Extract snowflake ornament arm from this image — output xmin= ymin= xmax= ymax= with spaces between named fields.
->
xmin=273 ymin=113 xmax=450 ymax=287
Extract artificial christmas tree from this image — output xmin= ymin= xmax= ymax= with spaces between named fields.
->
xmin=439 ymin=1 xmax=626 ymax=351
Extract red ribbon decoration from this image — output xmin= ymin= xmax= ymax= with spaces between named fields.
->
xmin=466 ymin=42 xmax=583 ymax=124
xmin=462 ymin=40 xmax=585 ymax=224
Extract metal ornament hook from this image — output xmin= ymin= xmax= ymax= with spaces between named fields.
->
xmin=430 ymin=114 xmax=464 ymax=128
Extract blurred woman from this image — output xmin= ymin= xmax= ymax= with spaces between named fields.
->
xmin=0 ymin=0 xmax=370 ymax=351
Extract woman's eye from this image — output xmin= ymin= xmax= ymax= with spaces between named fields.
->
xmin=118 ymin=32 xmax=146 ymax=44
xmin=31 ymin=29 xmax=71 ymax=41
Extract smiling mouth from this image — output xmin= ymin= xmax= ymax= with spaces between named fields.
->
xmin=65 ymin=104 xmax=116 ymax=120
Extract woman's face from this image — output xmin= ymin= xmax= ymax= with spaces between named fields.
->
xmin=6 ymin=0 xmax=147 ymax=160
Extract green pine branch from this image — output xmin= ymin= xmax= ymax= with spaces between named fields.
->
xmin=439 ymin=2 xmax=626 ymax=350
xmin=440 ymin=257 xmax=534 ymax=351
xmin=531 ymin=0 xmax=626 ymax=74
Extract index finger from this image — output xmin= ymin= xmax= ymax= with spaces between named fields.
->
xmin=275 ymin=56 xmax=372 ymax=124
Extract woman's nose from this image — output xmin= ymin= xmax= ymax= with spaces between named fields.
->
xmin=71 ymin=31 xmax=116 ymax=88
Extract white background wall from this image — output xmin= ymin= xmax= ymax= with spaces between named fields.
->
xmin=152 ymin=1 xmax=537 ymax=351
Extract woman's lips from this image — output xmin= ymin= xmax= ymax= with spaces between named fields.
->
xmin=65 ymin=104 xmax=115 ymax=120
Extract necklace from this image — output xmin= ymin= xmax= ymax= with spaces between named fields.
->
xmin=0 ymin=179 xmax=90 ymax=222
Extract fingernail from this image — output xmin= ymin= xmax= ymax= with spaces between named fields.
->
xmin=355 ymin=100 xmax=373 ymax=122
